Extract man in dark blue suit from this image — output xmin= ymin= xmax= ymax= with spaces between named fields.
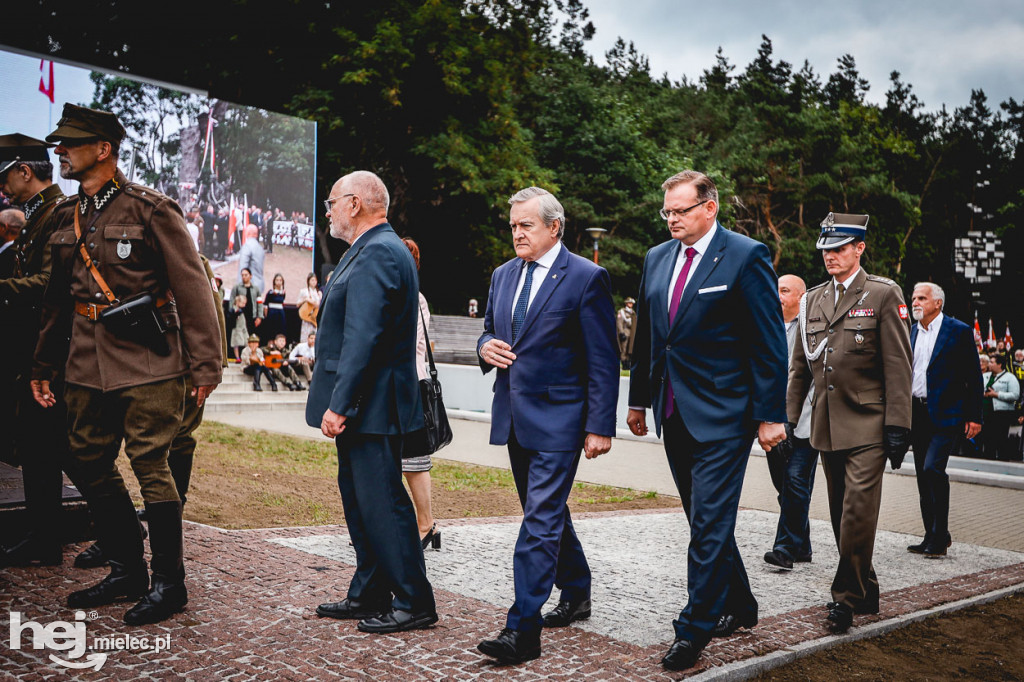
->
xmin=907 ymin=282 xmax=983 ymax=556
xmin=626 ymin=170 xmax=789 ymax=671
xmin=475 ymin=187 xmax=619 ymax=664
xmin=305 ymin=171 xmax=436 ymax=633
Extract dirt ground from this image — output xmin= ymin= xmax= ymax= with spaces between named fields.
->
xmin=112 ymin=422 xmax=1024 ymax=681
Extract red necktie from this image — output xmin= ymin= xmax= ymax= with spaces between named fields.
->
xmin=665 ymin=247 xmax=697 ymax=419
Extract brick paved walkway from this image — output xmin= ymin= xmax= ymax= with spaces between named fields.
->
xmin=4 ymin=507 xmax=1024 ymax=680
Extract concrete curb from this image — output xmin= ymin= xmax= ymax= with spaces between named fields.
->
xmin=445 ymin=409 xmax=1024 ymax=489
xmin=688 ymin=582 xmax=1024 ymax=681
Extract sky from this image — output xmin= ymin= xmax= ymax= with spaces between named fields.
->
xmin=581 ymin=0 xmax=1024 ymax=112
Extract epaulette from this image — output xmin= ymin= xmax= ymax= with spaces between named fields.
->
xmin=866 ymin=274 xmax=897 ymax=286
xmin=122 ymin=182 xmax=166 ymax=207
xmin=807 ymin=281 xmax=829 ymax=292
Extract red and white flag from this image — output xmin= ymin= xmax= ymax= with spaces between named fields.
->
xmin=974 ymin=314 xmax=983 ymax=348
xmin=1004 ymin=324 xmax=1014 ymax=349
xmin=987 ymin=319 xmax=997 ymax=349
xmin=39 ymin=60 xmax=55 ymax=103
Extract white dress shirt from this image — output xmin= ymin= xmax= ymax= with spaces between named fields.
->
xmin=833 ymin=268 xmax=861 ymax=305
xmin=511 ymin=240 xmax=562 ymax=315
xmin=667 ymin=223 xmax=717 ymax=310
xmin=912 ymin=312 xmax=943 ymax=398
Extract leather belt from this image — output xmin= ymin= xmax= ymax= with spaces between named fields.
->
xmin=75 ymin=300 xmax=110 ymax=321
xmin=75 ymin=295 xmax=170 ymax=322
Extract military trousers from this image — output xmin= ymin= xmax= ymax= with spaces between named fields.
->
xmin=64 ymin=377 xmax=185 ymax=504
xmin=167 ymin=375 xmax=206 ymax=506
xmin=820 ymin=442 xmax=885 ymax=612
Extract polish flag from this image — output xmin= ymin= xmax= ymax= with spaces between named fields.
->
xmin=987 ymin=319 xmax=997 ymax=349
xmin=1004 ymin=324 xmax=1014 ymax=350
xmin=39 ymin=60 xmax=55 ymax=103
xmin=974 ymin=314 xmax=983 ymax=348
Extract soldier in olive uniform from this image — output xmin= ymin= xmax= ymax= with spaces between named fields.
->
xmin=787 ymin=213 xmax=912 ymax=634
xmin=30 ymin=104 xmax=223 ymax=625
xmin=0 ymin=135 xmax=72 ymax=566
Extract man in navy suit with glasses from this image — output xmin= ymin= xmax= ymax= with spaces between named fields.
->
xmin=627 ymin=170 xmax=789 ymax=671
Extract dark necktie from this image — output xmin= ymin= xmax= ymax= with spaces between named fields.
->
xmin=666 ymin=247 xmax=698 ymax=418
xmin=836 ymin=283 xmax=846 ymax=306
xmin=512 ymin=261 xmax=537 ymax=341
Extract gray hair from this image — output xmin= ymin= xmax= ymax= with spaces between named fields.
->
xmin=344 ymin=170 xmax=390 ymax=214
xmin=508 ymin=186 xmax=565 ymax=238
xmin=979 ymin=353 xmax=990 ymax=364
xmin=913 ymin=281 xmax=945 ymax=308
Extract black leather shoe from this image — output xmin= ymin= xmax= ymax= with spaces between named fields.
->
xmin=919 ymin=541 xmax=948 ymax=557
xmin=763 ymin=549 xmax=794 ymax=570
xmin=711 ymin=611 xmax=757 ymax=638
xmin=661 ymin=638 xmax=703 ymax=671
xmin=74 ymin=543 xmax=108 ymax=568
xmin=793 ymin=553 xmax=813 ymax=563
xmin=68 ymin=560 xmax=149 ymax=608
xmin=542 ymin=598 xmax=591 ymax=627
xmin=826 ymin=602 xmax=853 ymax=633
xmin=357 ymin=608 xmax=438 ymax=633
xmin=123 ymin=576 xmax=188 ymax=625
xmin=316 ymin=598 xmax=390 ymax=620
xmin=477 ymin=628 xmax=541 ymax=664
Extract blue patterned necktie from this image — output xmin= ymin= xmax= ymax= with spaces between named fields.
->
xmin=512 ymin=261 xmax=538 ymax=341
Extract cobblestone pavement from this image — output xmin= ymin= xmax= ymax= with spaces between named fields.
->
xmin=4 ymin=507 xmax=1024 ymax=680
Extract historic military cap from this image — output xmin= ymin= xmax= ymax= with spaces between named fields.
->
xmin=45 ymin=103 xmax=126 ymax=145
xmin=0 ymin=133 xmax=54 ymax=178
xmin=816 ymin=212 xmax=869 ymax=250
xmin=624 ymin=297 xmax=636 ymax=305
xmin=248 ymin=334 xmax=260 ymax=343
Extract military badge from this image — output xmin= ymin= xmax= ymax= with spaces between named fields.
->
xmin=848 ymin=308 xmax=875 ymax=318
xmin=116 ymin=239 xmax=132 ymax=259
xmin=898 ymin=304 xmax=909 ymax=319
xmin=855 ymin=333 xmax=865 ymax=344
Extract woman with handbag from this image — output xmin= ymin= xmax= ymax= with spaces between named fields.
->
xmin=402 ymin=238 xmax=440 ymax=550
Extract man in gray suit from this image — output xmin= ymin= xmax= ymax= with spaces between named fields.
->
xmin=764 ymin=274 xmax=817 ymax=570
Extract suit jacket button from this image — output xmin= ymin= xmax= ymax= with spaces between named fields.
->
xmin=829 ymin=328 xmax=834 ymax=334
xmin=828 ymin=385 xmax=834 ymax=391
xmin=827 ymin=366 xmax=833 ymax=372
xmin=666 ymin=344 xmax=671 ymax=350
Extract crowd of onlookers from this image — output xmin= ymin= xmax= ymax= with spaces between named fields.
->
xmin=184 ymin=202 xmax=312 ymax=261
xmin=975 ymin=345 xmax=1024 ymax=460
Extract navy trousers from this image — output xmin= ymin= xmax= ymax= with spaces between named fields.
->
xmin=335 ymin=431 xmax=435 ymax=614
xmin=910 ymin=401 xmax=956 ymax=544
xmin=662 ymin=410 xmax=757 ymax=645
xmin=766 ymin=436 xmax=817 ymax=560
xmin=505 ymin=427 xmax=590 ymax=632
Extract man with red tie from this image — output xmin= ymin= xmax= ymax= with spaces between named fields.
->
xmin=627 ymin=170 xmax=789 ymax=671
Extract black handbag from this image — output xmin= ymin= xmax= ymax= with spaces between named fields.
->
xmin=404 ymin=308 xmax=453 ymax=458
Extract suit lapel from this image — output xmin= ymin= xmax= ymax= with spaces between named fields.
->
xmin=928 ymin=317 xmax=954 ymax=368
xmin=512 ymin=244 xmax=569 ymax=347
xmin=495 ymin=262 xmax=516 ymax=342
xmin=648 ymin=242 xmax=676 ymax=336
xmin=670 ymin=226 xmax=727 ymax=330
xmin=818 ymin=282 xmax=836 ymax=322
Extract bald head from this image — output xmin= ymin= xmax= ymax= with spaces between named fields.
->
xmin=0 ymin=208 xmax=25 ymax=243
xmin=326 ymin=170 xmax=390 ymax=243
xmin=778 ymin=274 xmax=806 ymax=323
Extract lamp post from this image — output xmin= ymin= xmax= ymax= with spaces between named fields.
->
xmin=586 ymin=227 xmax=607 ymax=265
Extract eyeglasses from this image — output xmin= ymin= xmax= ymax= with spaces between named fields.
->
xmin=323 ymin=193 xmax=355 ymax=212
xmin=659 ymin=200 xmax=709 ymax=220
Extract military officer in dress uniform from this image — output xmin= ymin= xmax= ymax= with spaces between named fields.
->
xmin=0 ymin=134 xmax=73 ymax=566
xmin=30 ymin=104 xmax=223 ymax=625
xmin=787 ymin=212 xmax=912 ymax=634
